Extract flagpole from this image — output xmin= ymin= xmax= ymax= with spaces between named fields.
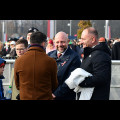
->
xmin=109 ymin=26 xmax=111 ymax=39
xmin=2 ymin=20 xmax=5 ymax=42
xmin=105 ymin=20 xmax=109 ymax=39
xmin=70 ymin=20 xmax=72 ymax=36
xmin=50 ymin=20 xmax=54 ymax=39
xmin=55 ymin=20 xmax=57 ymax=35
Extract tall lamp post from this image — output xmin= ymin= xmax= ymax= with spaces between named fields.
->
xmin=67 ymin=20 xmax=72 ymax=36
xmin=54 ymin=20 xmax=57 ymax=35
xmin=105 ymin=20 xmax=109 ymax=39
xmin=2 ymin=20 xmax=5 ymax=42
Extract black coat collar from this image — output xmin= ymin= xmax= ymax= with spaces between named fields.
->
xmin=0 ymin=75 xmax=5 ymax=79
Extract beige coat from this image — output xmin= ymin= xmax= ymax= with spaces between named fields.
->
xmin=14 ymin=47 xmax=58 ymax=100
xmin=10 ymin=68 xmax=19 ymax=100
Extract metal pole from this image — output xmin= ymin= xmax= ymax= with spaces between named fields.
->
xmin=105 ymin=20 xmax=109 ymax=39
xmin=55 ymin=20 xmax=57 ymax=35
xmin=2 ymin=20 xmax=5 ymax=42
xmin=49 ymin=20 xmax=54 ymax=39
xmin=70 ymin=20 xmax=72 ymax=36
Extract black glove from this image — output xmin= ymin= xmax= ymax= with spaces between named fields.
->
xmin=16 ymin=94 xmax=20 ymax=100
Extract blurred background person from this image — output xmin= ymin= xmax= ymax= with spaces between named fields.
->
xmin=112 ymin=40 xmax=120 ymax=60
xmin=0 ymin=41 xmax=7 ymax=58
xmin=6 ymin=38 xmax=18 ymax=55
xmin=107 ymin=39 xmax=114 ymax=51
xmin=76 ymin=39 xmax=84 ymax=60
xmin=46 ymin=39 xmax=56 ymax=54
xmin=6 ymin=41 xmax=17 ymax=58
xmin=98 ymin=37 xmax=111 ymax=56
xmin=27 ymin=27 xmax=39 ymax=45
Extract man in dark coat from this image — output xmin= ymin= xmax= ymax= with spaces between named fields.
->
xmin=48 ymin=31 xmax=81 ymax=100
xmin=112 ymin=42 xmax=120 ymax=60
xmin=79 ymin=27 xmax=111 ymax=100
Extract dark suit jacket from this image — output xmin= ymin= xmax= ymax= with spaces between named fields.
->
xmin=48 ymin=47 xmax=81 ymax=100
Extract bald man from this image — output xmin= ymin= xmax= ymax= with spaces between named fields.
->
xmin=79 ymin=27 xmax=111 ymax=100
xmin=48 ymin=31 xmax=81 ymax=100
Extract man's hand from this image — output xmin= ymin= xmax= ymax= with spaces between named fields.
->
xmin=52 ymin=93 xmax=56 ymax=99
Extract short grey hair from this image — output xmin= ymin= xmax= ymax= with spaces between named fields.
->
xmin=85 ymin=27 xmax=98 ymax=39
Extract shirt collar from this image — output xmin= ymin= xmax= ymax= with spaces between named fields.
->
xmin=57 ymin=47 xmax=68 ymax=56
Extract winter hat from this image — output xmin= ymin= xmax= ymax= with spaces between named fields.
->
xmin=0 ymin=58 xmax=6 ymax=68
xmin=28 ymin=27 xmax=39 ymax=33
xmin=8 ymin=37 xmax=19 ymax=42
xmin=48 ymin=39 xmax=53 ymax=45
xmin=99 ymin=37 xmax=106 ymax=42
xmin=10 ymin=41 xmax=16 ymax=45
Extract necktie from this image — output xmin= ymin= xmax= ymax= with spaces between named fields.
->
xmin=57 ymin=53 xmax=62 ymax=58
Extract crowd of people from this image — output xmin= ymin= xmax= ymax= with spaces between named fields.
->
xmin=0 ymin=26 xmax=119 ymax=100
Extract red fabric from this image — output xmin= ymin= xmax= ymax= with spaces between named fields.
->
xmin=47 ymin=20 xmax=50 ymax=38
xmin=0 ymin=62 xmax=5 ymax=67
xmin=48 ymin=40 xmax=53 ymax=45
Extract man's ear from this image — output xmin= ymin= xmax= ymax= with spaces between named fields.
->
xmin=41 ymin=42 xmax=45 ymax=47
xmin=91 ymin=36 xmax=96 ymax=43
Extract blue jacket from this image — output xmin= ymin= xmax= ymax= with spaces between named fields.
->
xmin=0 ymin=57 xmax=6 ymax=65
xmin=0 ymin=76 xmax=5 ymax=100
xmin=48 ymin=47 xmax=81 ymax=100
xmin=0 ymin=57 xmax=6 ymax=100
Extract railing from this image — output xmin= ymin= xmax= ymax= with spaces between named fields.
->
xmin=3 ymin=59 xmax=15 ymax=96
xmin=2 ymin=60 xmax=120 ymax=100
xmin=111 ymin=60 xmax=120 ymax=87
xmin=110 ymin=60 xmax=120 ymax=100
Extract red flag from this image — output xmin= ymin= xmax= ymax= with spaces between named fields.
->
xmin=47 ymin=20 xmax=50 ymax=38
xmin=108 ymin=26 xmax=111 ymax=39
xmin=47 ymin=20 xmax=54 ymax=39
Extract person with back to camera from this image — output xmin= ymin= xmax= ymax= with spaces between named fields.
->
xmin=14 ymin=31 xmax=58 ymax=100
xmin=111 ymin=40 xmax=120 ymax=60
xmin=48 ymin=31 xmax=81 ymax=100
xmin=78 ymin=27 xmax=111 ymax=100
xmin=46 ymin=39 xmax=56 ymax=54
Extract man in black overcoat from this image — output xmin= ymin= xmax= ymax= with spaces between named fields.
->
xmin=79 ymin=27 xmax=111 ymax=100
xmin=112 ymin=41 xmax=120 ymax=60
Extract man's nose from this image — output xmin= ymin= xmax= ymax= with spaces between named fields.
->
xmin=58 ymin=42 xmax=62 ymax=46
